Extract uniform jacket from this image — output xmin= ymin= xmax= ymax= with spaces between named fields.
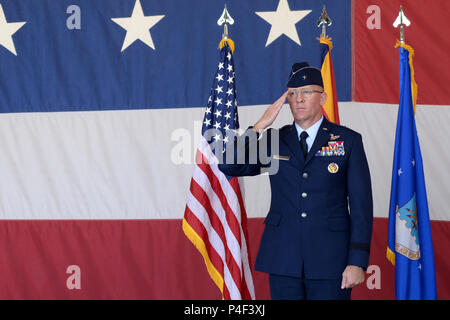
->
xmin=218 ymin=118 xmax=373 ymax=279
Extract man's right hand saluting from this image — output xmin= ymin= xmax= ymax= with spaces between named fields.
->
xmin=252 ymin=90 xmax=288 ymax=133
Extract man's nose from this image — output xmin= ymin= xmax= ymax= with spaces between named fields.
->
xmin=296 ymin=92 xmax=305 ymax=102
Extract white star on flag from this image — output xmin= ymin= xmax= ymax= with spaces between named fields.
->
xmin=0 ymin=4 xmax=26 ymax=56
xmin=111 ymin=0 xmax=165 ymax=52
xmin=256 ymin=0 xmax=311 ymax=47
xmin=215 ymin=85 xmax=223 ymax=94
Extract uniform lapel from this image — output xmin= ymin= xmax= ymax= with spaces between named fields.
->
xmin=305 ymin=118 xmax=333 ymax=165
xmin=280 ymin=123 xmax=304 ymax=166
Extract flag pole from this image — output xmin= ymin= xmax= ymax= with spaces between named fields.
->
xmin=393 ymin=5 xmax=411 ymax=44
xmin=388 ymin=6 xmax=437 ymax=299
xmin=317 ymin=6 xmax=340 ymax=124
xmin=317 ymin=5 xmax=332 ymax=39
xmin=387 ymin=6 xmax=414 ymax=266
xmin=392 ymin=6 xmax=417 ymax=112
xmin=217 ymin=4 xmax=235 ymax=52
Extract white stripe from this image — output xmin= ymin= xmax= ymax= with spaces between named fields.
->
xmin=240 ymin=227 xmax=255 ymax=299
xmin=185 ymin=182 xmax=241 ymax=298
xmin=2 ymin=104 xmax=448 ymax=222
xmin=237 ymin=102 xmax=450 ymax=222
xmin=191 ymin=163 xmax=242 ymax=272
xmin=198 ymin=137 xmax=243 ymax=223
xmin=197 ymin=139 xmax=255 ymax=298
xmin=186 ymin=193 xmax=225 ymax=263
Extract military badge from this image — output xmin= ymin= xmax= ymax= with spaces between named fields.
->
xmin=329 ymin=133 xmax=340 ymax=141
xmin=394 ymin=194 xmax=420 ymax=260
xmin=315 ymin=141 xmax=345 ymax=156
xmin=328 ymin=162 xmax=339 ymax=173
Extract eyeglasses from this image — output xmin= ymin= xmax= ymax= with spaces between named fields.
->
xmin=288 ymin=89 xmax=324 ymax=99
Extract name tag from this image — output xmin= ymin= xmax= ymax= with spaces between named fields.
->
xmin=272 ymin=154 xmax=290 ymax=161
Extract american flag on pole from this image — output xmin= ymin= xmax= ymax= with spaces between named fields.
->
xmin=182 ymin=40 xmax=255 ymax=300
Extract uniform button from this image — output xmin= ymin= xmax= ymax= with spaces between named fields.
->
xmin=301 ymin=212 xmax=307 ymax=218
xmin=302 ymin=172 xmax=308 ymax=179
xmin=301 ymin=192 xmax=307 ymax=198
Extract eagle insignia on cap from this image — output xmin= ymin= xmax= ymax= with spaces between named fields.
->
xmin=287 ymin=62 xmax=324 ymax=88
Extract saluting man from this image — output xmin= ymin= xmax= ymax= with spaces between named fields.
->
xmin=218 ymin=62 xmax=373 ymax=300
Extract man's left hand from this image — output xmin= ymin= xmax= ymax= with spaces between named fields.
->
xmin=341 ymin=265 xmax=365 ymax=289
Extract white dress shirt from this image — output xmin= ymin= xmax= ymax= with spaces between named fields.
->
xmin=294 ymin=116 xmax=324 ymax=152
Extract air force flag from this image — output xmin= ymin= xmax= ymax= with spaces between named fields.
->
xmin=387 ymin=42 xmax=437 ymax=300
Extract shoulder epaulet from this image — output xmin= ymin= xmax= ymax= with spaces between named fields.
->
xmin=329 ymin=122 xmax=361 ymax=136
xmin=279 ymin=124 xmax=292 ymax=131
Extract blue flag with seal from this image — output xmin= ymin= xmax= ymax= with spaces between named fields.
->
xmin=387 ymin=42 xmax=437 ymax=300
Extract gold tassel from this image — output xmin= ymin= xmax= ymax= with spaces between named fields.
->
xmin=386 ymin=247 xmax=396 ymax=266
xmin=395 ymin=40 xmax=418 ymax=113
xmin=318 ymin=35 xmax=333 ymax=49
xmin=218 ymin=38 xmax=235 ymax=54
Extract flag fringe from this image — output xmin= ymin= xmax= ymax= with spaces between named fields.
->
xmin=182 ymin=218 xmax=225 ymax=299
xmin=395 ymin=40 xmax=417 ymax=113
xmin=386 ymin=246 xmax=396 ymax=266
xmin=218 ymin=38 xmax=235 ymax=53
xmin=318 ymin=35 xmax=333 ymax=49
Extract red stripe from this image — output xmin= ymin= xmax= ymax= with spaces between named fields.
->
xmin=353 ymin=0 xmax=450 ymax=105
xmin=184 ymin=207 xmax=225 ymax=278
xmin=196 ymin=155 xmax=242 ymax=246
xmin=1 ymin=218 xmax=449 ymax=299
xmin=228 ymin=177 xmax=253 ymax=300
xmin=203 ymin=151 xmax=254 ymax=299
xmin=183 ymin=206 xmax=231 ymax=300
xmin=328 ymin=54 xmax=340 ymax=124
xmin=189 ymin=177 xmax=242 ymax=296
xmin=196 ymin=151 xmax=248 ymax=295
xmin=196 ymin=161 xmax=245 ymax=292
xmin=190 ymin=147 xmax=253 ymax=298
xmin=189 ymin=178 xmax=227 ymax=251
xmin=321 ymin=109 xmax=330 ymax=121
xmin=198 ymin=154 xmax=242 ymax=245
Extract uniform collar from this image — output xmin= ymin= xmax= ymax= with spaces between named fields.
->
xmin=294 ymin=116 xmax=324 ymax=149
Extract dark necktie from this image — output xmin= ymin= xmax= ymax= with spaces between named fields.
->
xmin=299 ymin=131 xmax=309 ymax=159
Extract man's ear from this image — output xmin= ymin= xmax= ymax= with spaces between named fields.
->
xmin=320 ymin=91 xmax=328 ymax=106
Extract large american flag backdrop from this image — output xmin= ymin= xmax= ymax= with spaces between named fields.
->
xmin=0 ymin=0 xmax=449 ymax=299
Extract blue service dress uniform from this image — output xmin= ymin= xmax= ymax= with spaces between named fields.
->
xmin=218 ymin=118 xmax=373 ymax=280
